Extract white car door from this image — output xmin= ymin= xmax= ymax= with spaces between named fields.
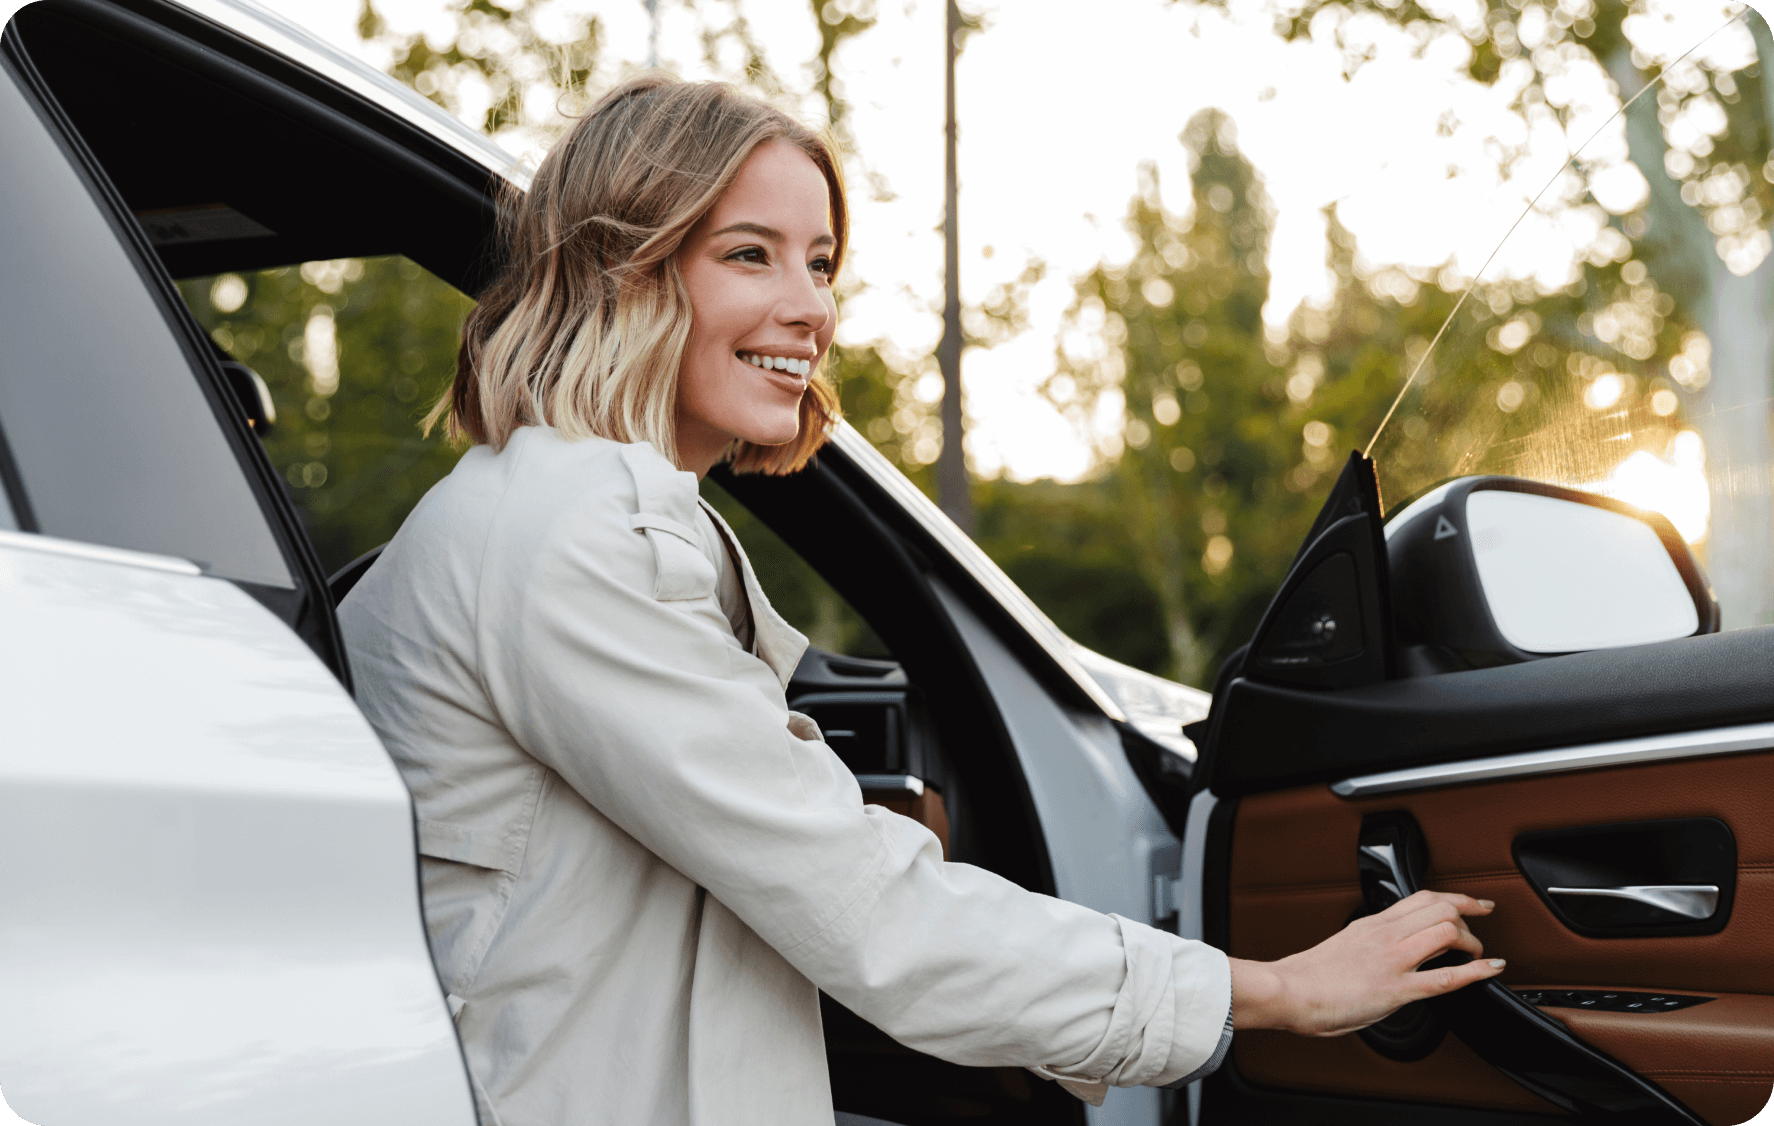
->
xmin=0 ymin=30 xmax=475 ymax=1126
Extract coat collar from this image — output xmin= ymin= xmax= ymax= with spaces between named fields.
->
xmin=699 ymin=500 xmax=809 ymax=689
xmin=617 ymin=441 xmax=808 ymax=688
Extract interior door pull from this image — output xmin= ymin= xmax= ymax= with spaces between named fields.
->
xmin=1547 ymin=885 xmax=1719 ymax=920
xmin=1356 ymin=811 xmax=1708 ymax=1124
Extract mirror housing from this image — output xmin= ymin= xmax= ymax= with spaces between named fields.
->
xmin=1385 ymin=477 xmax=1717 ymax=675
xmin=219 ymin=359 xmax=275 ymax=437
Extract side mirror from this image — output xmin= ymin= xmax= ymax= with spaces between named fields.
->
xmin=218 ymin=359 xmax=276 ymax=437
xmin=1386 ymin=477 xmax=1717 ymax=674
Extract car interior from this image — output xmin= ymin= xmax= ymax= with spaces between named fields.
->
xmin=1190 ymin=460 xmax=1774 ymax=1125
xmin=4 ymin=1 xmax=1092 ymax=1121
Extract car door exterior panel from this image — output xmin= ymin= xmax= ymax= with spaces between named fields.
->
xmin=1224 ymin=749 xmax=1774 ymax=1124
xmin=0 ymin=533 xmax=477 ymax=1125
xmin=0 ymin=7 xmax=479 ymax=1119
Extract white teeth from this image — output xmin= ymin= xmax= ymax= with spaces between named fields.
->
xmin=740 ymin=352 xmax=811 ymax=377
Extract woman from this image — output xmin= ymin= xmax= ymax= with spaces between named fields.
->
xmin=338 ymin=74 xmax=1503 ymax=1126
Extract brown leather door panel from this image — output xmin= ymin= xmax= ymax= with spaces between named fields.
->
xmin=1227 ymin=747 xmax=1774 ymax=1124
xmin=1539 ymin=991 xmax=1774 ymax=1126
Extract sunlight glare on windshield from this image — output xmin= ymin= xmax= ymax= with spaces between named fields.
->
xmin=1366 ymin=3 xmax=1774 ymax=629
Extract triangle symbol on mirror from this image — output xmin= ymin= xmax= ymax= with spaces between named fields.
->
xmin=1434 ymin=515 xmax=1459 ymax=540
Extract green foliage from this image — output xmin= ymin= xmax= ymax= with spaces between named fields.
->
xmin=972 ymin=478 xmax=1170 ymax=672
xmin=361 ymin=0 xmax=602 ymax=135
xmin=826 ymin=339 xmax=937 ymax=497
xmin=1043 ymin=111 xmax=1455 ymax=682
xmin=179 ymin=257 xmax=473 ymax=572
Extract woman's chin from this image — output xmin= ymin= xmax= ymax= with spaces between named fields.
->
xmin=733 ymin=415 xmax=803 ymax=449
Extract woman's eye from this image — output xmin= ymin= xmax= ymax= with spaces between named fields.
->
xmin=727 ymin=246 xmax=767 ymax=265
xmin=809 ymin=256 xmax=835 ymax=279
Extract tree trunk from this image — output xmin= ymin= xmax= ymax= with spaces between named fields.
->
xmin=1605 ymin=40 xmax=1774 ymax=628
xmin=935 ymin=0 xmax=973 ymax=534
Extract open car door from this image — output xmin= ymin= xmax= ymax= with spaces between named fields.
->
xmin=1191 ymin=7 xmax=1774 ymax=1125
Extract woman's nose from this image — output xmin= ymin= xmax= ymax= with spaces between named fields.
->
xmin=777 ymin=266 xmax=832 ymax=333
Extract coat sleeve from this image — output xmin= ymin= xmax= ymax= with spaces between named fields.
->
xmin=473 ymin=478 xmax=1231 ymax=1091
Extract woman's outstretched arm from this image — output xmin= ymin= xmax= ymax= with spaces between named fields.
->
xmin=1231 ymin=890 xmax=1505 ymax=1036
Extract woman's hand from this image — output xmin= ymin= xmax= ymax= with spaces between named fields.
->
xmin=1229 ymin=890 xmax=1504 ymax=1037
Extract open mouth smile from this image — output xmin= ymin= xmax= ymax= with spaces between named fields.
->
xmin=737 ymin=351 xmax=812 ymax=378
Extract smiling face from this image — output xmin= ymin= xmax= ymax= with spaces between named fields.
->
xmin=673 ymin=139 xmax=839 ymax=475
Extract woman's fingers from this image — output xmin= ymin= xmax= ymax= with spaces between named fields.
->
xmin=1388 ymin=897 xmax=1469 ymax=940
xmin=1405 ymin=955 xmax=1507 ymax=1001
xmin=1238 ymin=888 xmax=1503 ymax=1035
xmin=1401 ymin=917 xmax=1486 ymax=967
xmin=1380 ymin=890 xmax=1494 ymax=924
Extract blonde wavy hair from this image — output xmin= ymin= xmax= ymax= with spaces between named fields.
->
xmin=430 ymin=73 xmax=846 ymax=474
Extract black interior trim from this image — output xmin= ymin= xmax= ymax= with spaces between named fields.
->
xmin=1200 ymin=1061 xmax=1569 ymax=1126
xmin=0 ymin=408 xmax=36 ymax=532
xmin=1245 ymin=452 xmax=1395 ymax=689
xmin=1201 ymin=795 xmax=1237 ymax=956
xmin=1512 ymin=817 xmax=1736 ymax=939
xmin=716 ymin=454 xmax=1089 ymax=1125
xmin=12 ymin=0 xmax=504 ymax=294
xmin=785 ymin=452 xmax=1111 ymax=721
xmin=1118 ymin=722 xmax=1192 ymax=840
xmin=1518 ymin=990 xmax=1714 ymax=1013
xmin=714 ymin=453 xmax=1056 ymax=898
xmin=1209 ymin=625 xmax=1774 ymax=796
xmin=329 ymin=544 xmax=387 ymax=607
xmin=1433 ymin=975 xmax=1706 ymax=1122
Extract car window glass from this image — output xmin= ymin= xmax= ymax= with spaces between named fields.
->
xmin=700 ymin=478 xmax=891 ymax=658
xmin=1367 ymin=7 xmax=1774 ymax=630
xmin=178 ymin=257 xmax=474 ymax=574
xmin=0 ymin=64 xmax=292 ymax=586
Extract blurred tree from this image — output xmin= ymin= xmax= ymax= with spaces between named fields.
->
xmin=972 ymin=477 xmax=1171 ymax=672
xmin=804 ymin=0 xmax=942 ymax=495
xmin=1225 ymin=0 xmax=1774 ymax=626
xmin=1044 ymin=111 xmax=1400 ymax=680
xmin=358 ymin=0 xmax=603 ymax=139
xmin=356 ymin=0 xmax=935 ymax=486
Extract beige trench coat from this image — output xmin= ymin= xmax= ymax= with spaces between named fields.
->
xmin=338 ymin=427 xmax=1232 ymax=1126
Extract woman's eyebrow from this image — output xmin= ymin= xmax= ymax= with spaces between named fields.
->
xmin=711 ymin=221 xmax=782 ymax=241
xmin=710 ymin=221 xmax=835 ymax=250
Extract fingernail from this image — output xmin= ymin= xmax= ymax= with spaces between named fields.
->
xmin=1478 ymin=899 xmax=1495 ymax=909
xmin=1488 ymin=959 xmax=1506 ymax=969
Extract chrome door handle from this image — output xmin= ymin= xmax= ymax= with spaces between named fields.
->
xmin=1359 ymin=842 xmax=1410 ymax=902
xmin=1546 ymin=885 xmax=1719 ymax=920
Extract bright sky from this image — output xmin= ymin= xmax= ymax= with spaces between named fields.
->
xmin=259 ymin=0 xmax=1750 ymax=481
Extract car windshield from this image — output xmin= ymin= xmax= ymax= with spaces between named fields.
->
xmin=1367 ymin=3 xmax=1774 ymax=629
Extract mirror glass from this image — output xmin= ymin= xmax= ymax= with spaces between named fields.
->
xmin=1467 ymin=491 xmax=1698 ymax=653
